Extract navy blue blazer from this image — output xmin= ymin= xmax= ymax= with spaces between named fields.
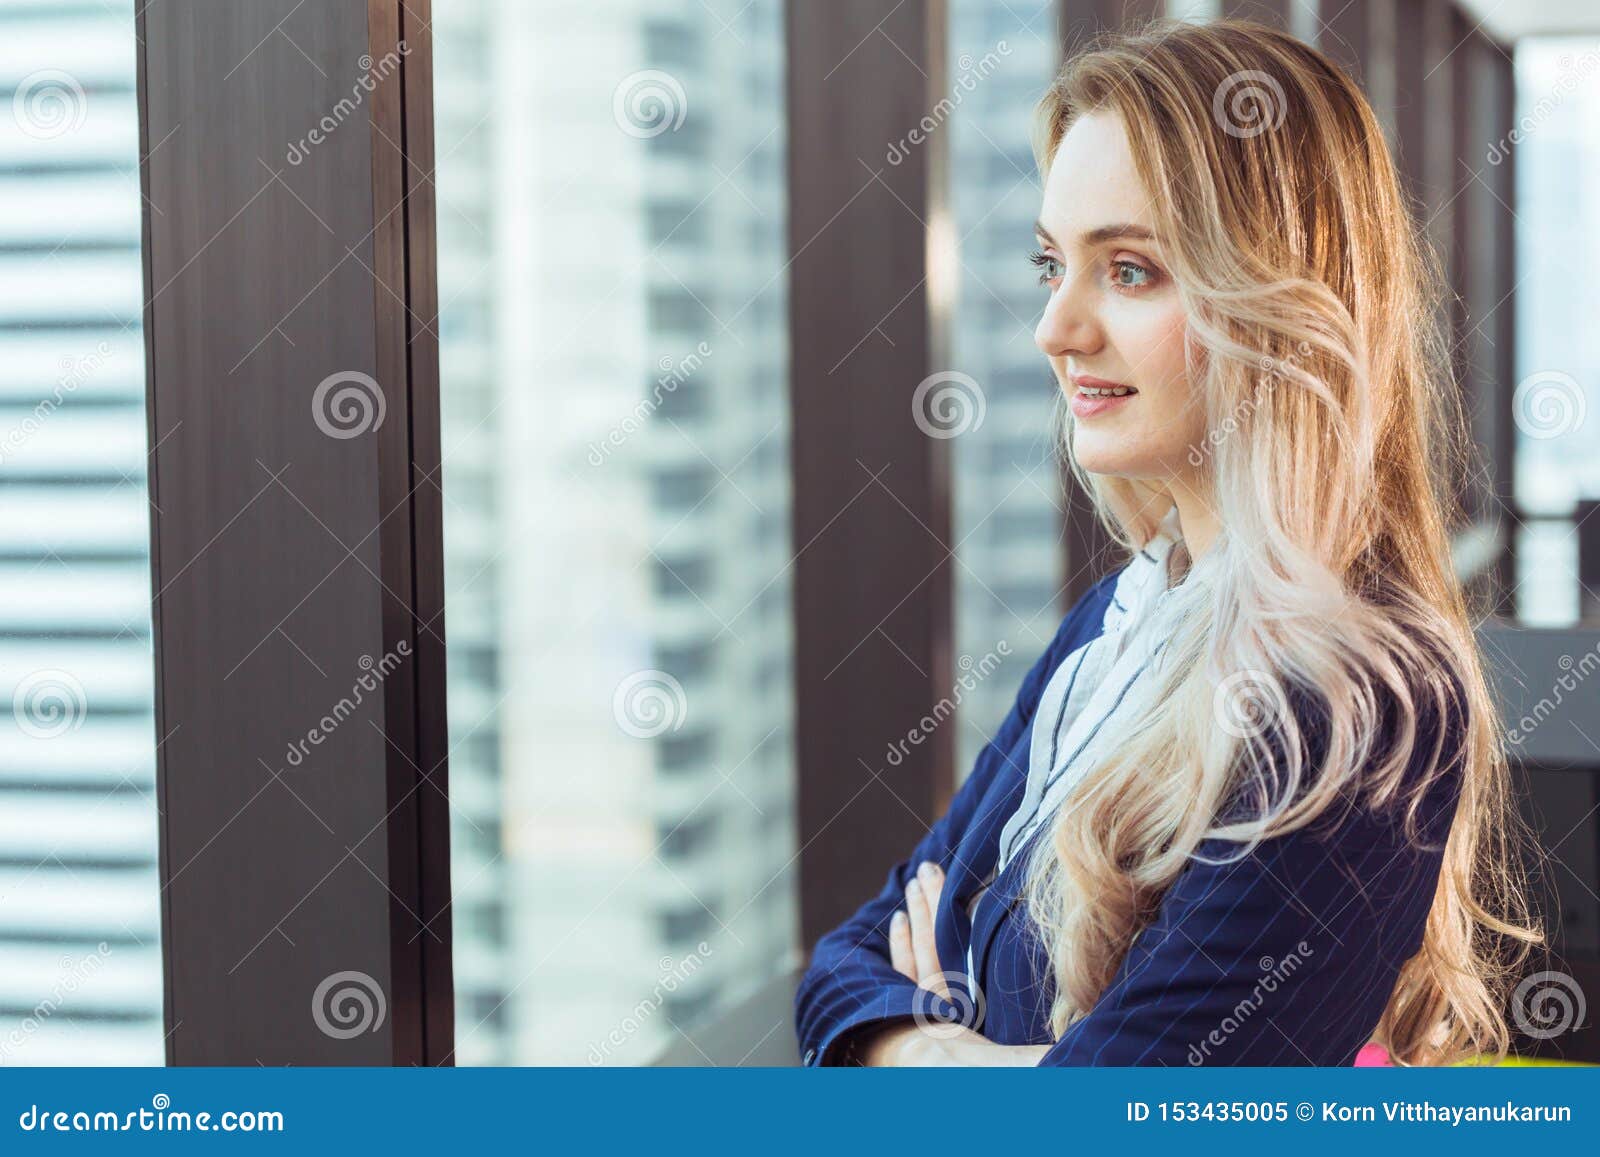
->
xmin=795 ymin=567 xmax=1465 ymax=1066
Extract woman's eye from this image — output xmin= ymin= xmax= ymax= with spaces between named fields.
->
xmin=1028 ymin=249 xmax=1063 ymax=285
xmin=1111 ymin=260 xmax=1153 ymax=289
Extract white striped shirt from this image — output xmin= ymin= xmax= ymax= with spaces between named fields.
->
xmin=964 ymin=504 xmax=1189 ymax=990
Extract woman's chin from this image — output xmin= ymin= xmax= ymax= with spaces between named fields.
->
xmin=1069 ymin=441 xmax=1139 ymax=478
xmin=1070 ymin=435 xmax=1192 ymax=482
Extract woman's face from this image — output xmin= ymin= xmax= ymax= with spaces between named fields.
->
xmin=1032 ymin=112 xmax=1207 ymax=485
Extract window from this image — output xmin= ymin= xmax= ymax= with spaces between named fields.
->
xmin=433 ymin=0 xmax=795 ymax=1066
xmin=654 ymin=639 xmax=716 ymax=683
xmin=992 ymin=507 xmax=1063 ymax=546
xmin=990 ymin=365 xmax=1053 ymax=403
xmin=653 ymin=555 xmax=713 ymax=601
xmin=648 ymin=287 xmax=712 ymax=333
xmin=0 ymin=0 xmax=161 ymax=1064
xmin=657 ymin=729 xmax=716 ymax=775
xmin=1512 ymin=38 xmax=1599 ymax=626
xmin=946 ymin=0 xmax=1066 ymax=781
xmin=643 ymin=20 xmax=703 ymax=72
xmin=657 ymin=814 xmax=714 ymax=861
xmin=660 ymin=906 xmax=716 ymax=947
xmin=647 ymin=115 xmax=710 ymax=159
xmin=647 ymin=202 xmax=709 ymax=246
xmin=652 ymin=375 xmax=708 ymax=421
xmin=651 ymin=464 xmax=717 ymax=512
xmin=663 ymin=987 xmax=717 ymax=1031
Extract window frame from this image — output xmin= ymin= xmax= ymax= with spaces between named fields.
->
xmin=138 ymin=0 xmax=452 ymax=1064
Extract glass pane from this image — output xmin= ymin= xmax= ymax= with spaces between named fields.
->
xmin=1512 ymin=38 xmax=1600 ymax=626
xmin=0 ymin=0 xmax=161 ymax=1063
xmin=947 ymin=1 xmax=1066 ymax=781
xmin=434 ymin=0 xmax=794 ymax=1064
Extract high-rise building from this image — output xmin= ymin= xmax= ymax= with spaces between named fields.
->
xmin=947 ymin=1 xmax=1068 ymax=781
xmin=0 ymin=0 xmax=162 ymax=1065
xmin=433 ymin=0 xmax=796 ymax=1065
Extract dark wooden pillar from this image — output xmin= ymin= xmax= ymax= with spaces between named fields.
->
xmin=138 ymin=0 xmax=452 ymax=1063
xmin=788 ymin=0 xmax=953 ymax=946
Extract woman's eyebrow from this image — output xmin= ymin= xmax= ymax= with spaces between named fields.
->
xmin=1033 ymin=219 xmax=1155 ymax=246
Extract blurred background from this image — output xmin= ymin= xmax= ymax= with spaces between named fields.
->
xmin=1 ymin=0 xmax=1596 ymax=1065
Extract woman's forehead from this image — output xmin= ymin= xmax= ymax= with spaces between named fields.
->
xmin=1039 ymin=112 xmax=1158 ymax=244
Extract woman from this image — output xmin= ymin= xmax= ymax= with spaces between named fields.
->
xmin=794 ymin=19 xmax=1539 ymax=1067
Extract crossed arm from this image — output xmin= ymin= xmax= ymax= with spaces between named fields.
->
xmin=800 ymin=772 xmax=1458 ymax=1067
xmin=794 ymin=580 xmax=1463 ymax=1067
xmin=860 ymin=859 xmax=1047 ymax=1066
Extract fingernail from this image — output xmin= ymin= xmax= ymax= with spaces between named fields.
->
xmin=905 ymin=878 xmax=921 ymax=898
xmin=918 ymin=861 xmax=941 ymax=883
xmin=891 ymin=910 xmax=906 ymax=928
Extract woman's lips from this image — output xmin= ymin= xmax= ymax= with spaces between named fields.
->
xmin=1069 ymin=380 xmax=1138 ymax=420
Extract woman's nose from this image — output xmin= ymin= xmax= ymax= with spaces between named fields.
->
xmin=1034 ymin=279 xmax=1102 ymax=361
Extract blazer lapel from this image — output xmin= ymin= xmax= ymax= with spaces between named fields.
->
xmin=941 ymin=737 xmax=1033 ymax=1004
xmin=969 ymin=822 xmax=1046 ymax=997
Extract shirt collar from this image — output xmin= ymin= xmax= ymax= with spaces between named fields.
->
xmin=1102 ymin=504 xmax=1185 ymax=636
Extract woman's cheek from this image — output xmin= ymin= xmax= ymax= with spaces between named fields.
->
xmin=1128 ymin=307 xmax=1203 ymax=469
xmin=1147 ymin=301 xmax=1190 ymax=386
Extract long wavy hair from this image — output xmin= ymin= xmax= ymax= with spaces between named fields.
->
xmin=1021 ymin=19 xmax=1540 ymax=1065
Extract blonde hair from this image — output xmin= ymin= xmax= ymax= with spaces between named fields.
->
xmin=1023 ymin=19 xmax=1541 ymax=1065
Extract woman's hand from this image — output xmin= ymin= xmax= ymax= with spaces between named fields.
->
xmin=861 ymin=1022 xmax=1048 ymax=1066
xmin=857 ymin=860 xmax=1049 ymax=1067
xmin=888 ymin=860 xmax=954 ymax=996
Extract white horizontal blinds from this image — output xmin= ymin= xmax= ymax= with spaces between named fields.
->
xmin=0 ymin=0 xmax=162 ymax=1065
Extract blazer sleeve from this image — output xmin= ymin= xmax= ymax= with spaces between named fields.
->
xmin=1037 ymin=671 xmax=1468 ymax=1067
xmin=794 ymin=573 xmax=1118 ymax=1067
